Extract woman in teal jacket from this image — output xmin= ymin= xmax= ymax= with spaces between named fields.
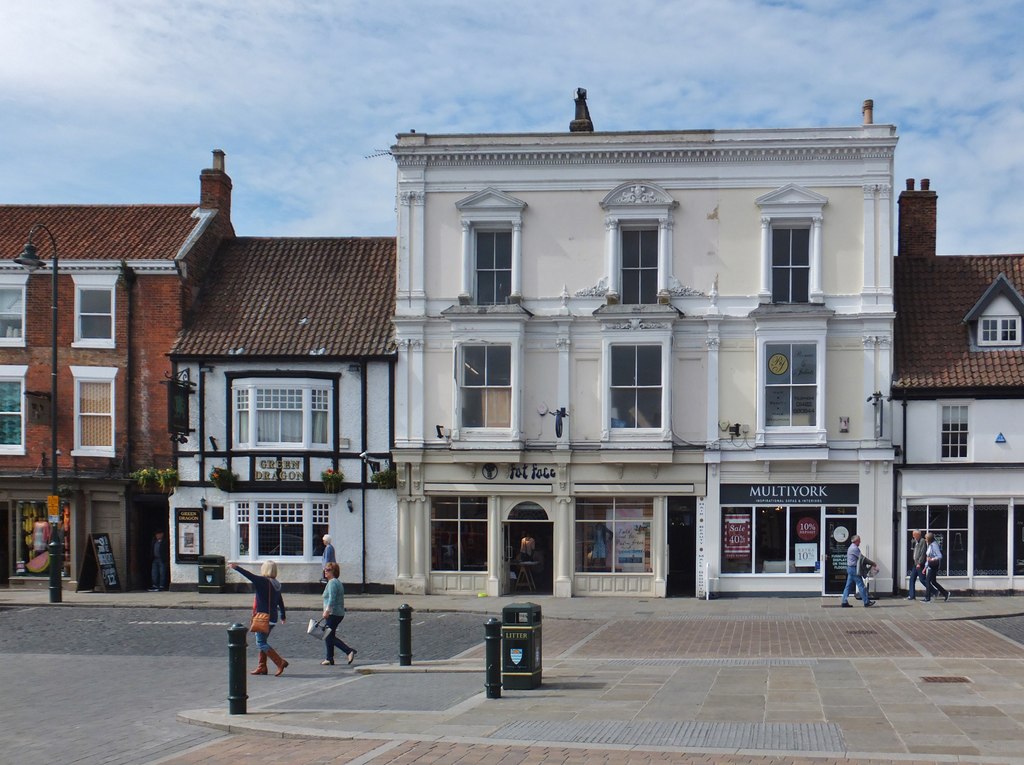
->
xmin=321 ymin=561 xmax=357 ymax=665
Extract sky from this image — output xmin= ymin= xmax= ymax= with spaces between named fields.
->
xmin=2 ymin=1 xmax=1023 ymax=256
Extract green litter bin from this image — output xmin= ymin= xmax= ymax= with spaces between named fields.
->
xmin=197 ymin=554 xmax=225 ymax=593
xmin=501 ymin=602 xmax=542 ymax=689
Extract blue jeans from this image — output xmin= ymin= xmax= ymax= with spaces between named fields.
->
xmin=325 ymin=614 xmax=355 ymax=661
xmin=907 ymin=564 xmax=924 ymax=598
xmin=255 ymin=624 xmax=275 ymax=652
xmin=151 ymin=559 xmax=167 ymax=589
xmin=841 ymin=566 xmax=869 ymax=604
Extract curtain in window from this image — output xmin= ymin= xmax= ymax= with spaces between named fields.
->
xmin=0 ymin=381 xmax=20 ymax=445
xmin=79 ymin=381 xmax=112 ymax=447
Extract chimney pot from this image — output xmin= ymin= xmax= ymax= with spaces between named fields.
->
xmin=921 ymin=178 xmax=930 ymax=191
xmin=862 ymin=99 xmax=874 ymax=125
xmin=906 ymin=179 xmax=915 ymax=191
xmin=569 ymin=87 xmax=594 ymax=133
xmin=212 ymin=149 xmax=225 ymax=172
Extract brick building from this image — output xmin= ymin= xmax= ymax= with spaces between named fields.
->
xmin=0 ymin=151 xmax=234 ymax=589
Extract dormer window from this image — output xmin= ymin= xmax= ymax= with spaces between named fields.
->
xmin=980 ymin=316 xmax=1020 ymax=346
xmin=964 ymin=273 xmax=1024 ymax=350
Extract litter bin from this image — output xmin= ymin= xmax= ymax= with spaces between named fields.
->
xmin=501 ymin=602 xmax=541 ymax=689
xmin=197 ymin=554 xmax=226 ymax=593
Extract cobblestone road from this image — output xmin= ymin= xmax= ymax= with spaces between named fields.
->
xmin=0 ymin=606 xmax=487 ymax=765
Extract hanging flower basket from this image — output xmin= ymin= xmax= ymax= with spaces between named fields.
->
xmin=321 ymin=468 xmax=344 ymax=493
xmin=130 ymin=467 xmax=160 ymax=491
xmin=370 ymin=467 xmax=397 ymax=489
xmin=209 ymin=466 xmax=238 ymax=492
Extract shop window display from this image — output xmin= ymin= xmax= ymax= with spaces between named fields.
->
xmin=721 ymin=506 xmax=821 ymax=574
xmin=575 ymin=497 xmax=653 ymax=573
xmin=430 ymin=497 xmax=487 ymax=571
xmin=907 ymin=505 xmax=968 ymax=577
xmin=15 ymin=499 xmax=70 ymax=576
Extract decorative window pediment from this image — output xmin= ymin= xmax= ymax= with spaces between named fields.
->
xmin=755 ymin=184 xmax=829 ymax=215
xmin=456 ymin=188 xmax=527 ymax=219
xmin=756 ymin=184 xmax=828 ymax=304
xmin=601 ymin=182 xmax=676 ymax=211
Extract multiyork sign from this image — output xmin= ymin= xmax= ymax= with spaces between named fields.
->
xmin=720 ymin=483 xmax=859 ymax=505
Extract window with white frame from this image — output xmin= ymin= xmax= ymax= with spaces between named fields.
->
xmin=941 ymin=404 xmax=968 ymax=460
xmin=72 ymin=274 xmax=117 ymax=348
xmin=575 ymin=497 xmax=654 ymax=573
xmin=771 ymin=227 xmax=810 ymax=303
xmin=456 ymin=188 xmax=525 ymax=305
xmin=979 ymin=316 xmax=1020 ymax=346
xmin=764 ymin=343 xmax=817 ymax=427
xmin=600 ymin=182 xmax=676 ymax=304
xmin=0 ymin=365 xmax=27 ymax=453
xmin=609 ymin=344 xmax=662 ymax=429
xmin=459 ymin=345 xmax=511 ymax=428
xmin=475 ymin=230 xmax=512 ymax=305
xmin=620 ymin=228 xmax=659 ymax=304
xmin=233 ymin=379 xmax=331 ymax=449
xmin=70 ymin=366 xmax=117 ymax=456
xmin=0 ymin=276 xmax=27 ymax=345
xmin=430 ymin=496 xmax=487 ymax=571
xmin=756 ymin=185 xmax=827 ymax=304
xmin=235 ymin=499 xmax=331 ymax=559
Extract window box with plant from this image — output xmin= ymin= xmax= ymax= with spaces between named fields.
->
xmin=321 ymin=468 xmax=344 ymax=493
xmin=370 ymin=466 xmax=397 ymax=489
xmin=130 ymin=467 xmax=178 ymax=493
xmin=209 ymin=466 xmax=238 ymax=491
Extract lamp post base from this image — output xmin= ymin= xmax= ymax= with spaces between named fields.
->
xmin=48 ymin=536 xmax=63 ymax=604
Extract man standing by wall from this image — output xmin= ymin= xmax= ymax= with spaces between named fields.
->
xmin=149 ymin=530 xmax=168 ymax=592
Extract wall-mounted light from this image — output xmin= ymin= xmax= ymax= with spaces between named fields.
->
xmin=346 ymin=498 xmax=355 ymax=513
xmin=728 ymin=423 xmax=741 ymax=437
xmin=435 ymin=425 xmax=451 ymax=439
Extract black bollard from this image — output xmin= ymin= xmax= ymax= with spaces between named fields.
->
xmin=484 ymin=617 xmax=501 ymax=699
xmin=227 ymin=623 xmax=248 ymax=715
xmin=398 ymin=603 xmax=413 ymax=666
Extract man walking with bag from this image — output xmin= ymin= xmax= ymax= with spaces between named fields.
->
xmin=840 ymin=535 xmax=875 ymax=608
xmin=907 ymin=529 xmax=927 ymax=600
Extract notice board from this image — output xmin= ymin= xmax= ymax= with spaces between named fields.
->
xmin=76 ymin=533 xmax=122 ymax=592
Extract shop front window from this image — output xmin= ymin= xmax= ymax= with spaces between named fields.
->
xmin=15 ymin=500 xmax=70 ymax=576
xmin=974 ymin=504 xmax=1007 ymax=576
xmin=431 ymin=497 xmax=487 ymax=571
xmin=721 ymin=505 xmax=821 ymax=574
xmin=907 ymin=504 xmax=968 ymax=576
xmin=575 ymin=497 xmax=653 ymax=573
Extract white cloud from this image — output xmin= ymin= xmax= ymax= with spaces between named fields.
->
xmin=1 ymin=0 xmax=1023 ymax=253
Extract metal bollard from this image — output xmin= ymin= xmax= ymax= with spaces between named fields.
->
xmin=398 ymin=603 xmax=413 ymax=666
xmin=227 ymin=623 xmax=248 ymax=715
xmin=484 ymin=617 xmax=501 ymax=699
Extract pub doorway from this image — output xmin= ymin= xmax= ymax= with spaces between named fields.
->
xmin=131 ymin=497 xmax=170 ymax=591
xmin=503 ymin=501 xmax=552 ymax=595
xmin=667 ymin=496 xmax=696 ymax=596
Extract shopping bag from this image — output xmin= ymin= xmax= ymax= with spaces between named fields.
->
xmin=306 ymin=617 xmax=332 ymax=640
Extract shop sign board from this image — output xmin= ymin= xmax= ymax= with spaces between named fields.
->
xmin=254 ymin=457 xmax=303 ymax=481
xmin=720 ymin=483 xmax=859 ymax=505
xmin=76 ymin=533 xmax=122 ymax=592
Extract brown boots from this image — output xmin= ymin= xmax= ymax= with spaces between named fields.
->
xmin=251 ymin=650 xmax=268 ymax=675
xmin=266 ymin=648 xmax=289 ymax=676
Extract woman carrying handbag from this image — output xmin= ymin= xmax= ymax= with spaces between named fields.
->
xmin=321 ymin=561 xmax=357 ymax=666
xmin=229 ymin=561 xmax=289 ymax=675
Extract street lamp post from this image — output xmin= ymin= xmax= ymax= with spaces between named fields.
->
xmin=13 ymin=224 xmax=62 ymax=603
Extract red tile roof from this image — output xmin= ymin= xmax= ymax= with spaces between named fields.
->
xmin=172 ymin=237 xmax=396 ymax=358
xmin=0 ymin=205 xmax=201 ymax=261
xmin=894 ymin=254 xmax=1024 ymax=390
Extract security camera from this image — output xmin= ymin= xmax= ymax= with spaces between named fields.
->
xmin=359 ymin=451 xmax=369 ymax=460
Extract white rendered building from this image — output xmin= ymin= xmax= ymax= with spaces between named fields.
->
xmin=390 ymin=93 xmax=897 ymax=598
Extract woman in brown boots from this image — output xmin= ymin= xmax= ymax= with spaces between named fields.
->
xmin=229 ymin=561 xmax=288 ymax=676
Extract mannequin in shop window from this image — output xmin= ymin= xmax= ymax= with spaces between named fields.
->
xmin=519 ymin=530 xmax=536 ymax=562
xmin=588 ymin=523 xmax=614 ymax=570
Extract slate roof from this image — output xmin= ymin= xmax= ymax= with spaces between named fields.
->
xmin=894 ymin=254 xmax=1024 ymax=391
xmin=0 ymin=205 xmax=199 ymax=260
xmin=172 ymin=237 xmax=396 ymax=358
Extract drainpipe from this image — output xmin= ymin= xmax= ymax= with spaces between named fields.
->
xmin=121 ymin=262 xmax=137 ymax=588
xmin=891 ymin=388 xmax=908 ymax=596
xmin=360 ymin=360 xmax=368 ymax=593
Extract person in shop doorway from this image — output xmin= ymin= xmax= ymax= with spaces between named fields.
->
xmin=149 ymin=530 xmax=168 ymax=592
xmin=923 ymin=532 xmax=950 ymax=603
xmin=320 ymin=534 xmax=336 ymax=584
xmin=519 ymin=530 xmax=536 ymax=561
xmin=907 ymin=529 xmax=927 ymax=600
xmin=840 ymin=535 xmax=875 ymax=607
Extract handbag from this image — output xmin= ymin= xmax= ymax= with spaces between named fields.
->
xmin=249 ymin=611 xmax=270 ymax=634
xmin=306 ymin=617 xmax=333 ymax=640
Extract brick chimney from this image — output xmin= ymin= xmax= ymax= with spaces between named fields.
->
xmin=897 ymin=178 xmax=936 ymax=258
xmin=200 ymin=149 xmax=232 ymax=222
